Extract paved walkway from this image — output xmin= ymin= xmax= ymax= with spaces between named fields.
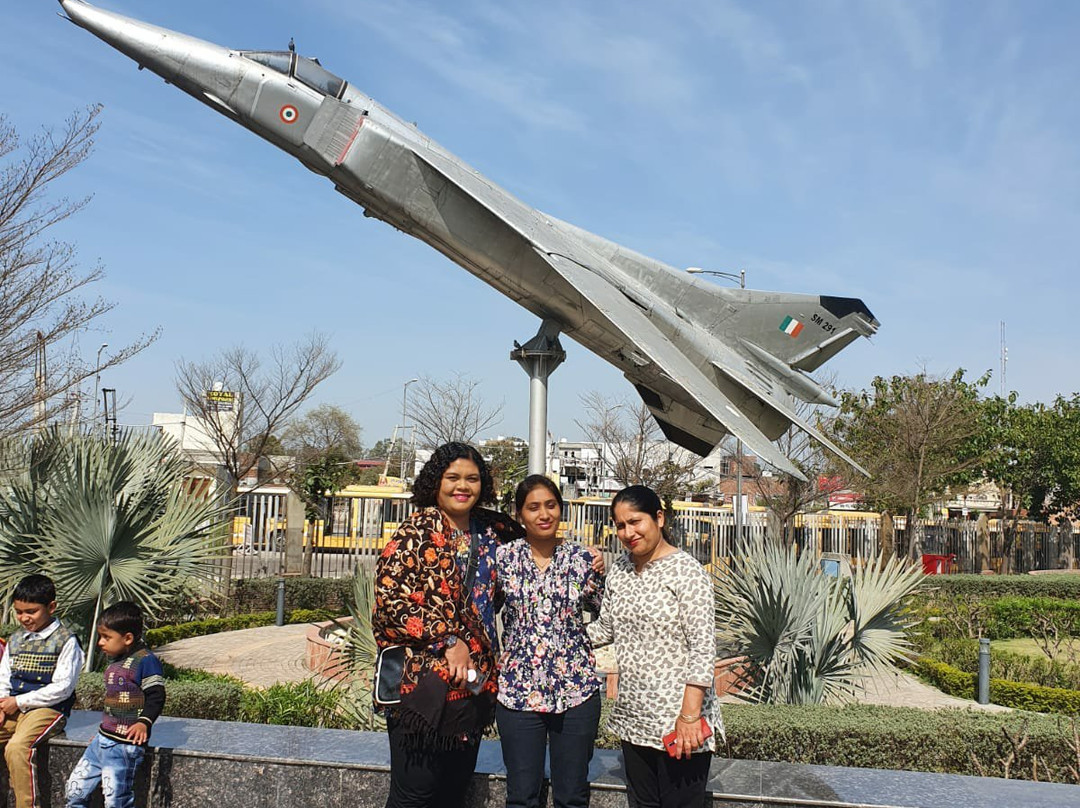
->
xmin=158 ymin=624 xmax=1009 ymax=712
xmin=156 ymin=623 xmax=313 ymax=689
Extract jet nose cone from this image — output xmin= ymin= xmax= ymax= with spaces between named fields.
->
xmin=58 ymin=0 xmax=241 ymax=103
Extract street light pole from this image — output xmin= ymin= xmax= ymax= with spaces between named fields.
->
xmin=400 ymin=378 xmax=419 ymax=483
xmin=686 ymin=267 xmax=747 ymax=539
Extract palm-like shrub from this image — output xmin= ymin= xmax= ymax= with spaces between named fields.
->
xmin=714 ymin=536 xmax=924 ymax=705
xmin=0 ymin=427 xmax=228 ymax=659
xmin=331 ymin=566 xmax=383 ymax=730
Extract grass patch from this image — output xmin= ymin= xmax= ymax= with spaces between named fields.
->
xmin=992 ymin=638 xmax=1077 ymax=662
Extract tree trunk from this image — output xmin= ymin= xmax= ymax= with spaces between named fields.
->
xmin=879 ymin=512 xmax=894 ymax=562
xmin=976 ymin=513 xmax=991 ymax=573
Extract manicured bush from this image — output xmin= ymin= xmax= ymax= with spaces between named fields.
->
xmin=911 ymin=590 xmax=1080 ymax=642
xmin=75 ymin=670 xmax=247 ymax=722
xmin=914 ymin=574 xmax=1080 ymax=601
xmin=718 ymin=703 xmax=1078 ymax=782
xmin=144 ymin=609 xmax=336 ymax=647
xmin=985 ymin=597 xmax=1080 ymax=639
xmin=913 ymin=658 xmax=1080 ymax=715
xmin=922 ymin=638 xmax=1080 ymax=691
xmin=594 ymin=702 xmax=1080 ymax=781
xmin=229 ymin=577 xmax=355 ymax=614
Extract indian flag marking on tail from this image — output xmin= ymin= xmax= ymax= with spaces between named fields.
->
xmin=779 ymin=316 xmax=804 ymax=337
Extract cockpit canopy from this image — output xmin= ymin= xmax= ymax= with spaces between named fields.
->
xmin=241 ymin=51 xmax=347 ymax=99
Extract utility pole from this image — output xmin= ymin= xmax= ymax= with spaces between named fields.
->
xmin=33 ymin=331 xmax=47 ymax=432
xmin=1000 ymin=321 xmax=1007 ymax=397
xmin=101 ymin=388 xmax=118 ymax=443
xmin=92 ymin=342 xmax=108 ymax=425
xmin=400 ymin=378 xmax=419 ymax=483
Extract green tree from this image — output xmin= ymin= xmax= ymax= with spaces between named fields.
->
xmin=366 ymin=436 xmax=415 ymax=483
xmin=982 ymin=393 xmax=1080 ymax=572
xmin=0 ymin=427 xmax=226 ymax=667
xmin=282 ymin=404 xmax=364 ymax=521
xmin=829 ymin=369 xmax=993 ymax=558
xmin=483 ymin=437 xmax=529 ymax=511
xmin=986 ymin=393 xmax=1080 ymax=521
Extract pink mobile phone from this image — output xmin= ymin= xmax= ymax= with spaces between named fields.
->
xmin=662 ymin=718 xmax=713 ymax=757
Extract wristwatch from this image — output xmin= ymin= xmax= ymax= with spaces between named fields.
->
xmin=444 ymin=635 xmax=459 ymax=650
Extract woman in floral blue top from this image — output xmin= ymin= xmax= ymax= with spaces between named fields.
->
xmin=496 ymin=475 xmax=604 ymax=808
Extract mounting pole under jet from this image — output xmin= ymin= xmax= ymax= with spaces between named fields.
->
xmin=57 ymin=0 xmax=880 ymax=480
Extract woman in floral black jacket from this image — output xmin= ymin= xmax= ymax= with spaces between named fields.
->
xmin=372 ymin=442 xmax=521 ymax=808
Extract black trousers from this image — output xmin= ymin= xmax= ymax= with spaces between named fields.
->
xmin=495 ymin=693 xmax=601 ymax=808
xmin=384 ymin=716 xmax=481 ymax=808
xmin=620 ymin=742 xmax=711 ymax=808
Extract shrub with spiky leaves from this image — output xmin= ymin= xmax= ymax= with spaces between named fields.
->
xmin=330 ymin=565 xmax=383 ymax=730
xmin=715 ymin=536 xmax=924 ymax=704
xmin=0 ymin=426 xmax=228 ymax=660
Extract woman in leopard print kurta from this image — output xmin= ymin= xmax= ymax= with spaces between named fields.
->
xmin=587 ymin=485 xmax=719 ymax=808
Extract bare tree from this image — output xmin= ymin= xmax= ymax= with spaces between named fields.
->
xmin=755 ymin=374 xmax=839 ymax=545
xmin=0 ymin=106 xmax=156 ymax=437
xmin=576 ymin=391 xmax=698 ymax=506
xmin=175 ymin=333 xmax=341 ymax=491
xmin=406 ymin=374 xmax=503 ymax=449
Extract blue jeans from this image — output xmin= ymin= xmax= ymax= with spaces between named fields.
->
xmin=496 ymin=693 xmax=600 ymax=808
xmin=65 ymin=734 xmax=145 ymax=808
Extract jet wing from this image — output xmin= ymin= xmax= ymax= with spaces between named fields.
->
xmin=404 ymin=145 xmax=806 ymax=478
xmin=710 ymin=359 xmax=869 ymax=476
xmin=539 ymin=251 xmax=807 ymax=480
xmin=412 ymin=148 xmax=591 ymax=264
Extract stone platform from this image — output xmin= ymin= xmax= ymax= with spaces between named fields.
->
xmin=12 ymin=711 xmax=1077 ymax=808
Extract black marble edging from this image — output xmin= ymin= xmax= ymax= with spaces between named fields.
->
xmin=24 ymin=711 xmax=1079 ymax=808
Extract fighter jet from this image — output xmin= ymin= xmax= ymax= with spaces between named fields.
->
xmin=57 ymin=0 xmax=879 ymax=480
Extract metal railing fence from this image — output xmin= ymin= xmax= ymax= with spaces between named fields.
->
xmin=222 ymin=491 xmax=1080 ymax=581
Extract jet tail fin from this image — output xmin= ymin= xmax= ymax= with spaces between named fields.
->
xmin=698 ymin=289 xmax=879 ymax=374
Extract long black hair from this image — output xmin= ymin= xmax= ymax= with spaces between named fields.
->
xmin=514 ymin=474 xmax=564 ymax=515
xmin=411 ymin=442 xmax=495 ymax=508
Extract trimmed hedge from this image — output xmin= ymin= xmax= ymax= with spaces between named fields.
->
xmin=76 ymin=669 xmax=348 ymax=727
xmin=984 ymin=597 xmax=1080 ymax=639
xmin=914 ymin=574 xmax=1080 ymax=600
xmin=912 ymin=591 xmax=1080 ymax=642
xmin=76 ymin=670 xmax=247 ymax=722
xmin=73 ymin=669 xmax=1080 ymax=782
xmin=717 ymin=703 xmax=1079 ymax=782
xmin=921 ymin=638 xmax=1080 ymax=691
xmin=145 ymin=609 xmax=335 ymax=647
xmin=914 ymin=658 xmax=1080 ymax=715
xmin=229 ymin=577 xmax=355 ymax=614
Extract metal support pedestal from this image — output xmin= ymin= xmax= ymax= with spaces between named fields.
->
xmin=511 ymin=321 xmax=566 ymax=475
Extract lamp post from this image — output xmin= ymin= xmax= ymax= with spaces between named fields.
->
xmin=686 ymin=267 xmax=747 ymax=539
xmin=91 ymin=342 xmax=108 ymax=430
xmin=400 ymin=378 xmax=419 ymax=483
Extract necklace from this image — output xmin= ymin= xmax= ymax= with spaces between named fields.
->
xmin=531 ymin=550 xmax=553 ymax=572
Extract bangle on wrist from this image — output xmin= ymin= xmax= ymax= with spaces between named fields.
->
xmin=677 ymin=712 xmax=700 ymax=723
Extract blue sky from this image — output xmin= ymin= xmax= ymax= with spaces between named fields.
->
xmin=6 ymin=0 xmax=1078 ymax=448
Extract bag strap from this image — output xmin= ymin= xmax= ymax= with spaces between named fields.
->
xmin=463 ymin=528 xmax=481 ymax=592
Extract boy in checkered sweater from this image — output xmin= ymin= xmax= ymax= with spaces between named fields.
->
xmin=0 ymin=574 xmax=85 ymax=808
xmin=65 ymin=602 xmax=165 ymax=808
